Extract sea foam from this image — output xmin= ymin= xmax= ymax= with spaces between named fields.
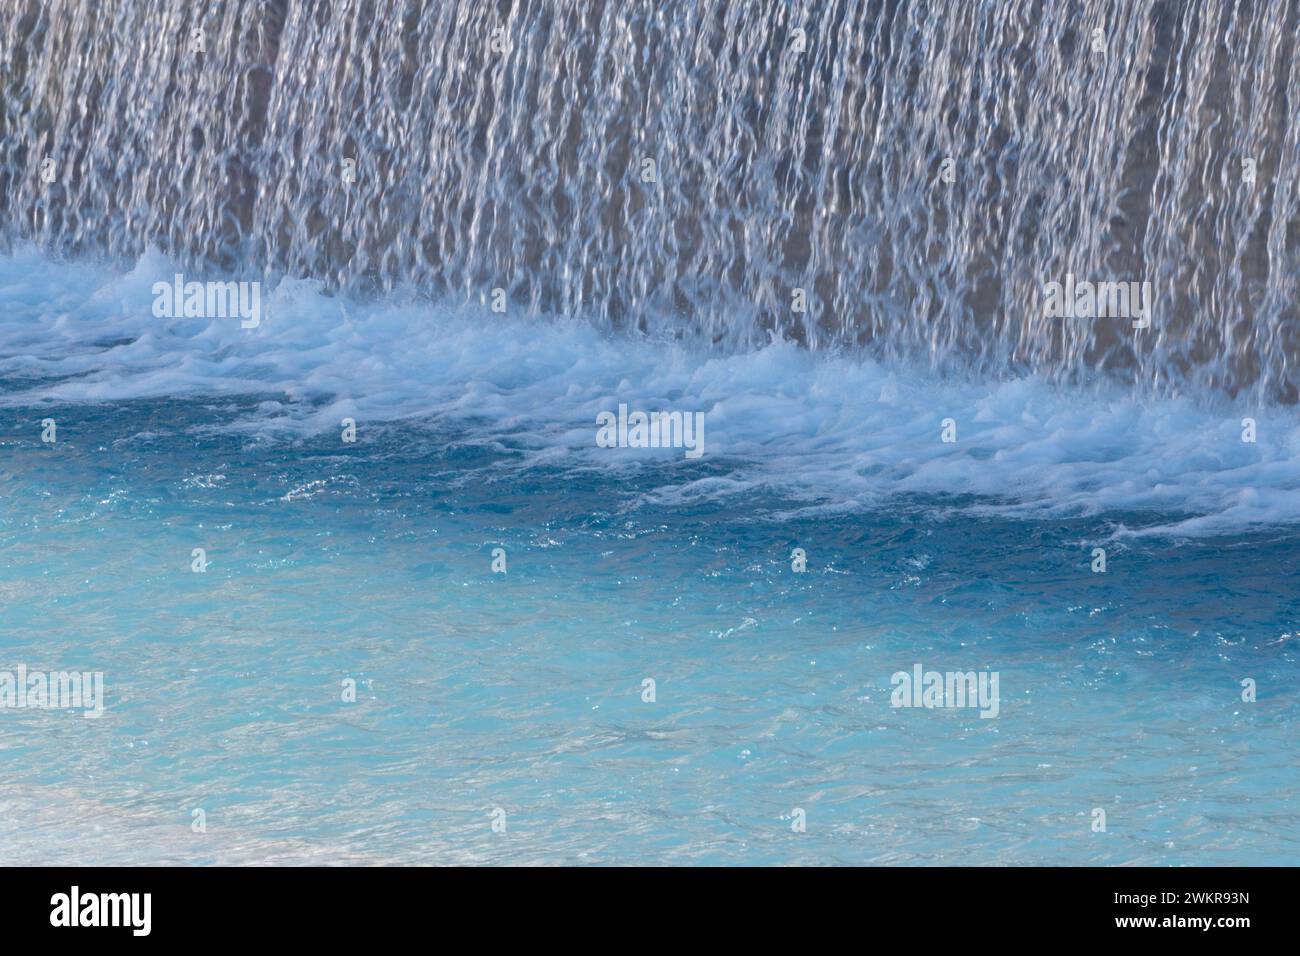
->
xmin=1 ymin=247 xmax=1296 ymax=538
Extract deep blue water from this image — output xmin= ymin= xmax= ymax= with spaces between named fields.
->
xmin=3 ymin=381 xmax=1298 ymax=864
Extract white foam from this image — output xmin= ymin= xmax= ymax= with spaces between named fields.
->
xmin=2 ymin=246 xmax=1297 ymax=536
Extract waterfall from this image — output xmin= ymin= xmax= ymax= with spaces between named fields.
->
xmin=2 ymin=0 xmax=1298 ymax=401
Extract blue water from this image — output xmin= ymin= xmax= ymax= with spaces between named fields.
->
xmin=2 ymin=251 xmax=1298 ymax=865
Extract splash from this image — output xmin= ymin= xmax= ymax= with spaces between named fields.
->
xmin=4 ymin=246 xmax=1298 ymax=537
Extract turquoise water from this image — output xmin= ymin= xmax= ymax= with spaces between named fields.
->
xmin=2 ymin=253 xmax=1298 ymax=864
xmin=4 ymin=0 xmax=1299 ymax=868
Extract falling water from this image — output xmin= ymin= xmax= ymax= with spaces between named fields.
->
xmin=2 ymin=0 xmax=1298 ymax=400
